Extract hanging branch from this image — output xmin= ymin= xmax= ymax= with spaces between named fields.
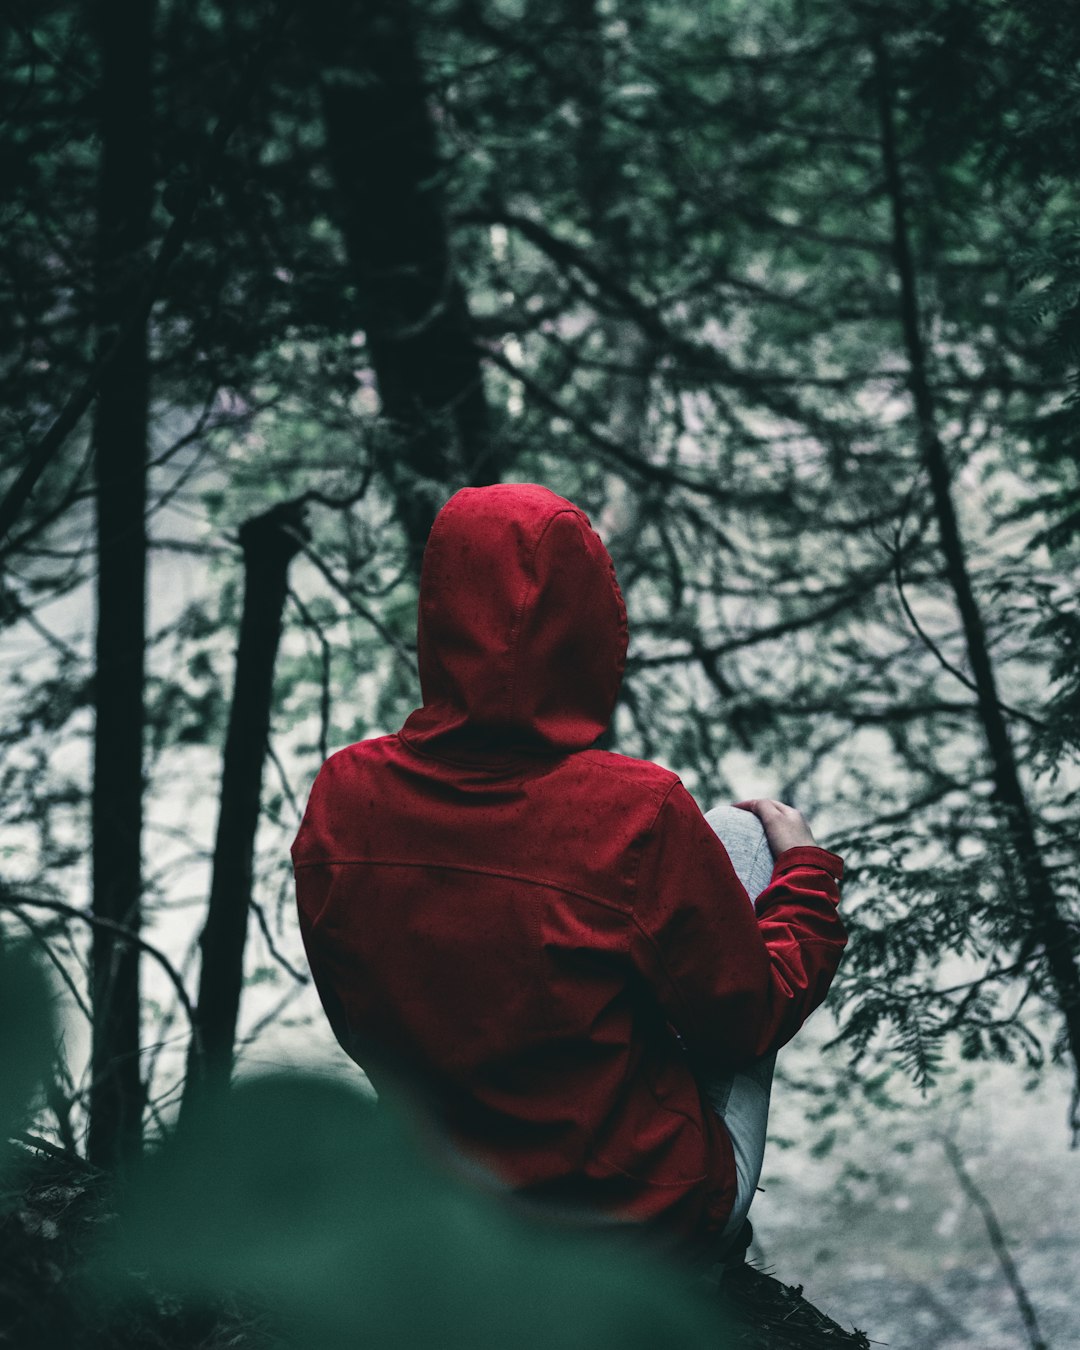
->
xmin=872 ymin=28 xmax=1080 ymax=1135
xmin=0 ymin=889 xmax=199 ymax=1040
xmin=288 ymin=587 xmax=333 ymax=764
xmin=890 ymin=531 xmax=1047 ymax=731
xmin=941 ymin=1135 xmax=1048 ymax=1350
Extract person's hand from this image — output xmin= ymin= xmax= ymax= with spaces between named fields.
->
xmin=732 ymin=798 xmax=816 ymax=855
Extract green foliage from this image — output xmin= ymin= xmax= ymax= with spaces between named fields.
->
xmin=1029 ymin=588 xmax=1080 ymax=772
xmin=0 ymin=954 xmax=729 ymax=1348
xmin=3 ymin=0 xmax=1080 ymax=1146
xmin=0 ymin=942 xmax=55 ymax=1186
xmin=90 ymin=1076 xmax=727 ymax=1349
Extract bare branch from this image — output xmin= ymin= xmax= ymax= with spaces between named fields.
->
xmin=1 ymin=889 xmax=199 ymax=1050
xmin=941 ymin=1135 xmax=1049 ymax=1350
xmin=298 ymin=541 xmax=416 ymax=670
xmin=249 ymin=894 xmax=309 ymax=985
xmin=892 ymin=545 xmax=1047 ymax=732
xmin=289 ymin=587 xmax=333 ymax=764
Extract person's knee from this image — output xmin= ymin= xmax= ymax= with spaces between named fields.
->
xmin=703 ymin=804 xmax=773 ymax=898
xmin=703 ymin=803 xmax=768 ymax=847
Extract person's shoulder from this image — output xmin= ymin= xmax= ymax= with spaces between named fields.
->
xmin=294 ymin=736 xmax=399 ymax=863
xmin=573 ymin=747 xmax=682 ymax=799
xmin=311 ymin=734 xmax=398 ymax=783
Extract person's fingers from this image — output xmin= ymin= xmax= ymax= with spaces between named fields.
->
xmin=732 ymin=798 xmax=815 ymax=850
xmin=733 ymin=797 xmax=807 ymax=814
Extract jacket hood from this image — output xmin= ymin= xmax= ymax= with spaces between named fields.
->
xmin=399 ymin=484 xmax=628 ymax=758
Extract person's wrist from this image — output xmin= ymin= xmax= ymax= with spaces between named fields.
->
xmin=769 ymin=827 xmax=815 ymax=852
xmin=771 ymin=844 xmax=844 ymax=883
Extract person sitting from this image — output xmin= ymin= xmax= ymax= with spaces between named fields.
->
xmin=292 ymin=483 xmax=847 ymax=1263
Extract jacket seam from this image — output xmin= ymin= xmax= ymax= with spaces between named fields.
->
xmin=293 ymin=855 xmax=633 ymax=918
xmin=626 ymin=912 xmax=702 ymax=1036
xmin=627 ymin=778 xmax=682 ymax=911
xmin=624 ymin=780 xmax=704 ymax=1035
xmin=590 ymin=1154 xmax=708 ymax=1187
xmin=763 ymin=937 xmax=842 ymax=949
xmin=505 ymin=507 xmax=574 ymax=726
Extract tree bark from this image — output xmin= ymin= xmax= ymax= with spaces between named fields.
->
xmin=179 ymin=502 xmax=307 ymax=1120
xmin=873 ymin=32 xmax=1080 ymax=1124
xmin=88 ymin=0 xmax=155 ymax=1170
xmin=0 ymin=1 xmax=293 ymax=551
xmin=309 ymin=0 xmax=498 ymax=565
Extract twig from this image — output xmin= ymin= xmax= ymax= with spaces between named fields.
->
xmin=485 ymin=344 xmax=759 ymax=508
xmin=235 ymin=980 xmax=308 ymax=1051
xmin=0 ymin=890 xmax=200 ymax=1054
xmin=940 ymin=1134 xmax=1048 ymax=1350
xmin=893 ymin=547 xmax=1045 ymax=730
xmin=46 ymin=1048 xmax=80 ymax=1154
xmin=265 ymin=739 xmax=302 ymax=823
xmin=248 ymin=894 xmax=309 ymax=985
xmin=0 ymin=582 xmax=83 ymax=663
xmin=4 ymin=904 xmax=93 ymax=1023
xmin=288 ymin=587 xmax=332 ymax=764
xmin=15 ymin=1131 xmax=103 ymax=1175
xmin=633 ymin=563 xmax=895 ymax=668
xmin=142 ymin=931 xmax=203 ymax=1092
xmin=298 ymin=541 xmax=415 ymax=669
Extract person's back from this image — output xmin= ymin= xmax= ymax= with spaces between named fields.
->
xmin=293 ymin=483 xmax=846 ymax=1249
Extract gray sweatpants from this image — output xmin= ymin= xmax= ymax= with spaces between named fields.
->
xmin=701 ymin=804 xmax=778 ymax=1246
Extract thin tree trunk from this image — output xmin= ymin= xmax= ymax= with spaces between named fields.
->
xmin=310 ymin=0 xmax=498 ymax=564
xmin=873 ymin=32 xmax=1080 ymax=1126
xmin=0 ymin=0 xmax=293 ymax=550
xmin=88 ymin=0 xmax=155 ymax=1170
xmin=179 ymin=502 xmax=306 ymax=1121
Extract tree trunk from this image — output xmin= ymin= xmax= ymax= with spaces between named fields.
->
xmin=179 ymin=502 xmax=307 ymax=1121
xmin=88 ymin=0 xmax=155 ymax=1170
xmin=873 ymin=32 xmax=1080 ymax=1124
xmin=309 ymin=0 xmax=498 ymax=564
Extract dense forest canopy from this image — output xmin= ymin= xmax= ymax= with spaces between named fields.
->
xmin=1 ymin=0 xmax=1079 ymax=1343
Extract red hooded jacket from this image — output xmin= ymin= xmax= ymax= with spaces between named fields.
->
xmin=292 ymin=484 xmax=846 ymax=1241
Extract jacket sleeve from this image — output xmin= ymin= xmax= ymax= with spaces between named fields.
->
xmin=292 ymin=762 xmax=364 ymax=1067
xmin=295 ymin=886 xmax=360 ymax=1065
xmin=629 ymin=781 xmax=847 ymax=1067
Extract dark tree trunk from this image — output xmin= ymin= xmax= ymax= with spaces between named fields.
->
xmin=179 ymin=503 xmax=307 ymax=1121
xmin=0 ymin=2 xmax=292 ymax=550
xmin=873 ymin=33 xmax=1080 ymax=1121
xmin=309 ymin=0 xmax=498 ymax=564
xmin=88 ymin=0 xmax=155 ymax=1170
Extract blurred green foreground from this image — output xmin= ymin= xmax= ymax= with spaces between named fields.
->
xmin=1 ymin=943 xmax=728 ymax=1349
